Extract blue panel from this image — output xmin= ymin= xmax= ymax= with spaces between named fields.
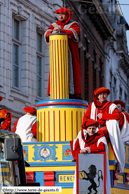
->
xmin=116 ymin=173 xmax=125 ymax=188
xmin=125 ymin=163 xmax=129 ymax=168
xmin=111 ymin=172 xmax=129 ymax=190
xmin=23 ymin=146 xmax=28 ymax=161
xmin=2 ymin=172 xmax=9 ymax=176
xmin=62 ymin=145 xmax=73 ymax=160
xmin=113 ymin=186 xmax=129 ymax=190
xmin=35 ymin=171 xmax=44 ymax=186
xmin=32 ymin=144 xmax=57 ymax=162
xmin=37 ymin=105 xmax=87 ymax=110
xmin=55 ymin=171 xmax=75 ymax=188
xmin=110 ymin=170 xmax=114 ymax=187
xmin=55 ymin=183 xmax=74 ymax=188
xmin=109 ymin=160 xmax=116 ymax=165
xmin=28 ymin=161 xmax=76 ymax=167
xmin=36 ymin=99 xmax=88 ymax=105
xmin=125 ymin=143 xmax=129 ymax=146
xmin=23 ymin=141 xmax=71 ymax=145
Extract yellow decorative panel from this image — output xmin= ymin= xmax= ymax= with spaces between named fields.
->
xmin=58 ymin=175 xmax=74 ymax=183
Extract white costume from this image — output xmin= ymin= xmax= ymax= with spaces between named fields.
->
xmin=121 ymin=112 xmax=129 ymax=143
xmin=15 ymin=114 xmax=37 ymax=142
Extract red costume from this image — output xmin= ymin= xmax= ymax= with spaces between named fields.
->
xmin=0 ymin=96 xmax=12 ymax=131
xmin=71 ymin=131 xmax=105 ymax=161
xmin=83 ymin=87 xmax=120 ymax=125
xmin=83 ymin=101 xmax=120 ymax=126
xmin=44 ymin=7 xmax=81 ymax=96
xmin=0 ymin=109 xmax=12 ymax=131
xmin=114 ymin=100 xmax=129 ymax=124
xmin=71 ymin=119 xmax=106 ymax=160
xmin=113 ymin=100 xmax=129 ymax=142
xmin=72 ymin=118 xmax=111 ymax=194
xmin=82 ymin=87 xmax=125 ymax=172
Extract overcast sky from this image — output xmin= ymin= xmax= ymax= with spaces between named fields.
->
xmin=118 ymin=0 xmax=129 ymax=51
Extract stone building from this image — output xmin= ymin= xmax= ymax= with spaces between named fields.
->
xmin=0 ymin=0 xmax=129 ymax=131
xmin=0 ymin=0 xmax=63 ymax=129
xmin=65 ymin=0 xmax=129 ymax=110
xmin=65 ymin=0 xmax=114 ymax=102
xmin=102 ymin=0 xmax=129 ymax=111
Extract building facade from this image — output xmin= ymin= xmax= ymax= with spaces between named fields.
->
xmin=0 ymin=0 xmax=63 ymax=129
xmin=102 ymin=0 xmax=129 ymax=111
xmin=66 ymin=0 xmax=129 ymax=110
xmin=65 ymin=0 xmax=114 ymax=102
xmin=0 ymin=0 xmax=129 ymax=131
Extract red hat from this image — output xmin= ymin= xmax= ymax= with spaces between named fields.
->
xmin=82 ymin=118 xmax=99 ymax=129
xmin=55 ymin=7 xmax=72 ymax=14
xmin=114 ymin=100 xmax=125 ymax=109
xmin=55 ymin=7 xmax=72 ymax=25
xmin=23 ymin=107 xmax=36 ymax=115
xmin=94 ymin=87 xmax=110 ymax=97
xmin=0 ymin=96 xmax=2 ymax=101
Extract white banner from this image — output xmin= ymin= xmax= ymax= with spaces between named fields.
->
xmin=1 ymin=186 xmax=62 ymax=193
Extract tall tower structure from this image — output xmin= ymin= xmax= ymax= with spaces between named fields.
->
xmin=36 ymin=33 xmax=88 ymax=142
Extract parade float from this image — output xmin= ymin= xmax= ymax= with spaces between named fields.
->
xmin=23 ymin=33 xmax=129 ymax=194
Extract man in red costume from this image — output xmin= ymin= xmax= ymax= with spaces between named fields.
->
xmin=83 ymin=87 xmax=125 ymax=172
xmin=13 ymin=107 xmax=37 ymax=142
xmin=114 ymin=100 xmax=129 ymax=123
xmin=71 ymin=118 xmax=111 ymax=194
xmin=71 ymin=119 xmax=107 ymax=160
xmin=114 ymin=100 xmax=129 ymax=142
xmin=44 ymin=7 xmax=81 ymax=98
xmin=0 ymin=96 xmax=12 ymax=131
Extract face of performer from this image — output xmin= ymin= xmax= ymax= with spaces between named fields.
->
xmin=116 ymin=104 xmax=123 ymax=112
xmin=86 ymin=125 xmax=96 ymax=136
xmin=58 ymin=13 xmax=68 ymax=22
xmin=97 ymin=93 xmax=108 ymax=103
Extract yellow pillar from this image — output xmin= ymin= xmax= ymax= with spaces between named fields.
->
xmin=36 ymin=100 xmax=88 ymax=142
xmin=49 ymin=34 xmax=69 ymax=99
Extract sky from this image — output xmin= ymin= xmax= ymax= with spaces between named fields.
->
xmin=118 ymin=0 xmax=129 ymax=51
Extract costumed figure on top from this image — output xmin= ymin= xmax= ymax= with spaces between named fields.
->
xmin=44 ymin=7 xmax=81 ymax=99
xmin=83 ymin=87 xmax=125 ymax=172
xmin=71 ymin=118 xmax=111 ymax=194
xmin=0 ymin=96 xmax=12 ymax=131
xmin=114 ymin=100 xmax=129 ymax=143
xmin=13 ymin=106 xmax=37 ymax=142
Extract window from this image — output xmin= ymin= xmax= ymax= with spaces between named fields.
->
xmin=119 ymin=87 xmax=122 ymax=100
xmin=110 ymin=72 xmax=112 ymax=101
xmin=93 ymin=50 xmax=97 ymax=90
xmin=12 ymin=19 xmax=21 ymax=88
xmin=111 ymin=0 xmax=114 ymax=12
xmin=125 ymin=93 xmax=127 ymax=102
xmin=113 ymin=78 xmax=116 ymax=101
xmin=36 ymin=33 xmax=43 ymax=98
xmin=99 ymin=56 xmax=103 ymax=87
